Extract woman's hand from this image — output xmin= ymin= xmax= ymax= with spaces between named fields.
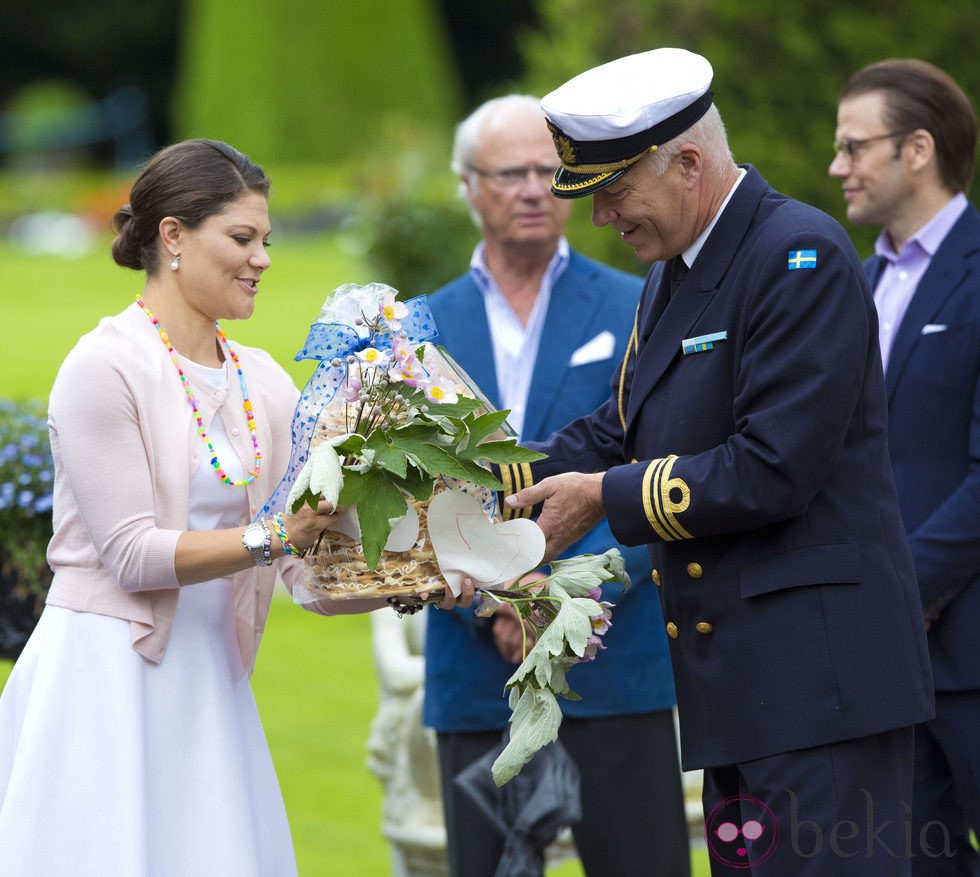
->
xmin=281 ymin=499 xmax=339 ymax=553
xmin=419 ymin=577 xmax=476 ymax=610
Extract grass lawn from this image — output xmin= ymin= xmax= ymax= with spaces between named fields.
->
xmin=0 ymin=230 xmax=375 ymax=402
xmin=0 ymin=233 xmax=710 ymax=874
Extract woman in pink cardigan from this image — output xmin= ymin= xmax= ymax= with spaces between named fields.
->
xmin=0 ymin=139 xmax=468 ymax=876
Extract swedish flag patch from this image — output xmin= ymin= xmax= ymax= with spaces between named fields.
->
xmin=788 ymin=249 xmax=817 ymax=270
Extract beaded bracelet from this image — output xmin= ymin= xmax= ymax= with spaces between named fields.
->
xmin=271 ymin=512 xmax=306 ymax=558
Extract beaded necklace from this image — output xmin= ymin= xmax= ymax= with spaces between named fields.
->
xmin=136 ymin=295 xmax=262 ymax=486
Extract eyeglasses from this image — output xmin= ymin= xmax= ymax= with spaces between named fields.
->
xmin=832 ymin=131 xmax=908 ymax=159
xmin=469 ymin=164 xmax=558 ymax=188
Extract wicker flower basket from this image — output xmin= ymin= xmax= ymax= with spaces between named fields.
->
xmin=305 ymin=492 xmax=447 ymax=600
xmin=293 ymin=372 xmax=497 ymax=601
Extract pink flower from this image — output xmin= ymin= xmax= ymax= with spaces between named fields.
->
xmin=390 ymin=360 xmax=424 ymax=388
xmin=380 ymin=292 xmax=409 ymax=331
xmin=339 ymin=376 xmax=362 ymax=403
xmin=390 ymin=334 xmax=414 ymax=363
xmin=581 ymin=635 xmax=606 ymax=662
xmin=389 ymin=336 xmax=424 ymax=387
xmin=590 ymin=601 xmax=614 ymax=637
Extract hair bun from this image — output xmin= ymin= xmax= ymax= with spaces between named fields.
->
xmin=112 ymin=203 xmax=134 ymax=232
xmin=110 ymin=204 xmax=143 ymax=270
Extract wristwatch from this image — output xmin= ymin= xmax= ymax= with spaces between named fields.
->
xmin=242 ymin=520 xmax=272 ymax=567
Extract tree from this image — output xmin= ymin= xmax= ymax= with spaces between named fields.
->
xmin=519 ymin=0 xmax=980 ymax=259
xmin=173 ymin=0 xmax=463 ymax=164
xmin=0 ymin=0 xmax=178 ymax=161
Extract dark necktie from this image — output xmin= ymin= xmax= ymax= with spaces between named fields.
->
xmin=669 ymin=256 xmax=689 ymax=297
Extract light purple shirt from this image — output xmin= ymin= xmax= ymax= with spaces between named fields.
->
xmin=469 ymin=237 xmax=570 ymax=440
xmin=873 ymin=193 xmax=968 ymax=371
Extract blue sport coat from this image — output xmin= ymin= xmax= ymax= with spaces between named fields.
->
xmin=503 ymin=168 xmax=934 ymax=769
xmin=423 ymin=249 xmax=676 ymax=733
xmin=867 ymin=202 xmax=980 ymax=692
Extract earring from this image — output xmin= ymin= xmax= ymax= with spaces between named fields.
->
xmin=170 ymin=253 xmax=180 ymax=271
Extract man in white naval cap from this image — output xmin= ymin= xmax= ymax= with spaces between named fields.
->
xmin=497 ymin=48 xmax=934 ymax=874
xmin=424 ymin=94 xmax=690 ymax=877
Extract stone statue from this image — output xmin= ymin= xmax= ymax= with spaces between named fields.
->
xmin=367 ymin=609 xmax=447 ymax=877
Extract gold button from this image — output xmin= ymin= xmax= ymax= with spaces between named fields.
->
xmin=651 ymin=569 xmax=661 ymax=585
xmin=696 ymin=622 xmax=714 ymax=634
xmin=666 ymin=622 xmax=678 ymax=639
xmin=687 ymin=562 xmax=703 ymax=579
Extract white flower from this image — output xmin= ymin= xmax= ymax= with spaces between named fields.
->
xmin=314 ymin=282 xmax=399 ymax=339
xmin=380 ymin=292 xmax=409 ymax=332
xmin=422 ymin=375 xmax=459 ymax=404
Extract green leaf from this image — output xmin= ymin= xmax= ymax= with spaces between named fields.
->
xmin=546 ymin=548 xmax=630 ymax=596
xmin=465 ymin=439 xmax=548 ymax=465
xmin=505 ymin=596 xmax=597 ymax=690
xmin=337 ymin=468 xmax=369 ymax=507
xmin=451 ymin=458 xmax=505 ymax=490
xmin=343 ymin=470 xmax=408 ymax=569
xmin=418 ymin=395 xmax=483 ymax=420
xmin=290 ymin=487 xmax=321 ymax=514
xmin=364 ymin=430 xmax=408 ymax=478
xmin=390 ymin=467 xmax=435 ymax=502
xmin=491 ymin=687 xmax=562 ymax=786
xmin=391 ymin=434 xmax=485 ymax=484
xmin=332 ymin=433 xmax=366 ymax=457
xmin=389 ymin=422 xmax=440 ymax=444
xmin=461 ymin=410 xmax=511 ymax=448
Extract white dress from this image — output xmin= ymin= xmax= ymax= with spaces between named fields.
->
xmin=0 ymin=359 xmax=297 ymax=877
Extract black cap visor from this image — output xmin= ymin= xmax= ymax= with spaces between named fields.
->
xmin=551 ymin=165 xmax=629 ymax=199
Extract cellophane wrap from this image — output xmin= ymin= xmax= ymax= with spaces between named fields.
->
xmin=260 ymin=288 xmax=497 ymax=602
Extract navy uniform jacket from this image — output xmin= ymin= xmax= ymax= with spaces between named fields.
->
xmin=867 ymin=202 xmax=980 ymax=693
xmin=503 ymin=168 xmax=934 ymax=770
xmin=423 ymin=249 xmax=676 ymax=733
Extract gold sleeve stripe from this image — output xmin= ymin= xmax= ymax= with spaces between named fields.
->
xmin=641 ymin=455 xmax=693 ymax=541
xmin=515 ymin=462 xmax=533 ymax=518
xmin=642 ymin=459 xmax=674 ymax=541
xmin=617 ymin=307 xmax=639 ymax=431
xmin=500 ymin=463 xmax=515 ymax=495
xmin=499 ymin=463 xmax=517 ymax=520
xmin=499 ymin=462 xmax=534 ymax=520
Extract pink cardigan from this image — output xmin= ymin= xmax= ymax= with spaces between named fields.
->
xmin=44 ymin=302 xmax=356 ymax=673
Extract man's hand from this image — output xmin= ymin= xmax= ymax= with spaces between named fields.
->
xmin=491 ymin=571 xmax=548 ymax=663
xmin=505 ymin=471 xmax=605 ymax=561
xmin=492 ymin=602 xmax=537 ymax=664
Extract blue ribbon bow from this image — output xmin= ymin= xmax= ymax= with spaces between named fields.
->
xmin=259 ymin=293 xmax=441 ymax=519
xmin=294 ymin=294 xmax=439 ymax=362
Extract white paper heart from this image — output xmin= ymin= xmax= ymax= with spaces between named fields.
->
xmin=427 ymin=490 xmax=545 ymax=596
xmin=329 ymin=503 xmax=420 ymax=553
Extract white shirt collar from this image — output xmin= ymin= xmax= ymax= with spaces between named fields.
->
xmin=681 ymin=166 xmax=747 ymax=269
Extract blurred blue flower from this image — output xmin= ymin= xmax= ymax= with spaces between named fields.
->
xmin=0 ymin=398 xmax=55 ymax=599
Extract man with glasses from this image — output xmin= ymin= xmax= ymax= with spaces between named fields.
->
xmin=423 ymin=94 xmax=690 ymax=877
xmin=830 ymin=59 xmax=980 ymax=877
xmin=501 ymin=49 xmax=934 ymax=875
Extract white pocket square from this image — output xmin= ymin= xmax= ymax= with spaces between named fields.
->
xmin=569 ymin=330 xmax=615 ymax=366
xmin=921 ymin=324 xmax=947 ymax=335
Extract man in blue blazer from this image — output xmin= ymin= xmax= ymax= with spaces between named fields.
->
xmin=830 ymin=59 xmax=980 ymax=876
xmin=423 ymin=94 xmax=689 ymax=877
xmin=504 ymin=50 xmax=935 ymax=875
